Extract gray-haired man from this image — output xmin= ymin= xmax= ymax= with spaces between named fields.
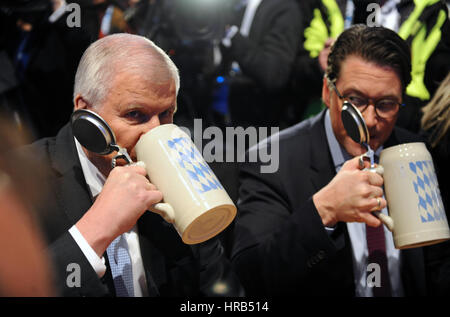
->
xmin=21 ymin=33 xmax=242 ymax=297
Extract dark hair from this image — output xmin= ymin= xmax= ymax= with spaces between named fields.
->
xmin=326 ymin=24 xmax=411 ymax=93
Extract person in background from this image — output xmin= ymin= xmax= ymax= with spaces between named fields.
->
xmin=421 ymin=72 xmax=450 ymax=216
xmin=421 ymin=73 xmax=450 ymax=296
xmin=0 ymin=0 xmax=91 ymax=139
xmin=218 ymin=0 xmax=303 ymax=129
xmin=420 ymin=72 xmax=450 ymax=296
xmin=291 ymin=0 xmax=449 ymax=132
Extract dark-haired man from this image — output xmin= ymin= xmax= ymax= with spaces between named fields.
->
xmin=231 ymin=24 xmax=447 ymax=296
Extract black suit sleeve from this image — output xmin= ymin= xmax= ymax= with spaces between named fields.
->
xmin=48 ymin=231 xmax=110 ymax=297
xmin=192 ymin=237 xmax=245 ymax=297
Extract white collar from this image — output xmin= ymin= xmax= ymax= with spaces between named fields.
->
xmin=74 ymin=137 xmax=106 ymax=198
xmin=240 ymin=0 xmax=262 ymax=37
xmin=48 ymin=0 xmax=67 ymax=23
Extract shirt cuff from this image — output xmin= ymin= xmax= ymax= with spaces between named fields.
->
xmin=324 ymin=225 xmax=337 ymax=236
xmin=69 ymin=225 xmax=107 ymax=278
xmin=222 ymin=25 xmax=239 ymax=48
xmin=48 ymin=1 xmax=67 ymax=23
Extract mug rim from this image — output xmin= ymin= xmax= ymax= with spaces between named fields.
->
xmin=137 ymin=123 xmax=179 ymax=143
xmin=380 ymin=142 xmax=427 ymax=156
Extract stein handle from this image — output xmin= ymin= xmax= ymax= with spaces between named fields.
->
xmin=151 ymin=203 xmax=176 ymax=224
xmin=365 ymin=164 xmax=395 ymax=232
xmin=372 ymin=210 xmax=394 ymax=232
xmin=124 ymin=161 xmax=176 ymax=224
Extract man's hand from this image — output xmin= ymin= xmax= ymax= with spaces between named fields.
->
xmin=312 ymin=156 xmax=386 ymax=228
xmin=318 ymin=38 xmax=335 ymax=72
xmin=75 ymin=165 xmax=163 ymax=257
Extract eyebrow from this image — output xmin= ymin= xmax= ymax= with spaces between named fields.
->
xmin=122 ymin=103 xmax=177 ymax=116
xmin=342 ymin=88 xmax=400 ymax=100
xmin=122 ymin=103 xmax=146 ymax=111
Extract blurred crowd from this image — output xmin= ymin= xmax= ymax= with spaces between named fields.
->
xmin=0 ymin=0 xmax=449 ymax=296
xmin=1 ymin=0 xmax=448 ymax=137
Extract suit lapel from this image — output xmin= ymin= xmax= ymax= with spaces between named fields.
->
xmin=48 ymin=124 xmax=173 ymax=296
xmin=302 ymin=111 xmax=355 ymax=291
xmin=308 ymin=111 xmax=337 ymax=192
xmin=49 ymin=124 xmax=94 ymax=225
xmin=137 ymin=210 xmax=197 ymax=296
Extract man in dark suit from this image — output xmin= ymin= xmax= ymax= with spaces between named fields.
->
xmin=218 ymin=0 xmax=302 ymax=129
xmin=20 ymin=33 xmax=242 ymax=297
xmin=0 ymin=0 xmax=91 ymax=139
xmin=231 ymin=25 xmax=448 ymax=296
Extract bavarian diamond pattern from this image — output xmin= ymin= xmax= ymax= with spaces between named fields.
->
xmin=167 ymin=137 xmax=223 ymax=194
xmin=409 ymin=160 xmax=446 ymax=223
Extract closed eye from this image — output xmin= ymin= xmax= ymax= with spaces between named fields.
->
xmin=377 ymin=99 xmax=398 ymax=108
xmin=348 ymin=95 xmax=367 ymax=108
xmin=124 ymin=110 xmax=149 ymax=124
xmin=159 ymin=107 xmax=176 ymax=120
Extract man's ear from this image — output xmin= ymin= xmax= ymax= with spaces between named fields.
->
xmin=73 ymin=94 xmax=88 ymax=111
xmin=322 ymin=76 xmax=331 ymax=109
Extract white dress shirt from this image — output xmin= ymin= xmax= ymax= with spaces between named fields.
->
xmin=69 ymin=139 xmax=148 ymax=296
xmin=324 ymin=110 xmax=404 ymax=296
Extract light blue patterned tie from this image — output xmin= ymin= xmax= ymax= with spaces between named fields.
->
xmin=106 ymin=235 xmax=134 ymax=297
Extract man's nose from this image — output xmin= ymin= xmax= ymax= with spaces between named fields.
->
xmin=141 ymin=115 xmax=161 ymax=135
xmin=363 ymin=105 xmax=378 ymax=128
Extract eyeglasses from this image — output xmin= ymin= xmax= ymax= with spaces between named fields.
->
xmin=330 ymin=81 xmax=404 ymax=119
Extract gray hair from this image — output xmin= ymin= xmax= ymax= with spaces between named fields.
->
xmin=73 ymin=33 xmax=180 ymax=108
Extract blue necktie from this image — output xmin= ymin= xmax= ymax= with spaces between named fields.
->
xmin=106 ymin=235 xmax=134 ymax=297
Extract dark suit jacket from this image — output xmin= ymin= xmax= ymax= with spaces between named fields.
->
xmin=221 ymin=0 xmax=302 ymax=128
xmin=231 ymin=110 xmax=431 ymax=296
xmin=1 ymin=10 xmax=91 ymax=139
xmin=22 ymin=123 xmax=242 ymax=297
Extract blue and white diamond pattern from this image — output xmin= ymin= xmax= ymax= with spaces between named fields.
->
xmin=167 ymin=137 xmax=223 ymax=194
xmin=409 ymin=160 xmax=446 ymax=223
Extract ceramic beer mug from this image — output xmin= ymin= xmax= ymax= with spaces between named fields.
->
xmin=135 ymin=124 xmax=237 ymax=244
xmin=380 ymin=142 xmax=450 ymax=249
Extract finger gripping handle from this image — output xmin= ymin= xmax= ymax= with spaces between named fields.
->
xmin=365 ymin=165 xmax=394 ymax=232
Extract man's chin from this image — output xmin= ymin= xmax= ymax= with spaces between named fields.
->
xmin=368 ymin=138 xmax=382 ymax=152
